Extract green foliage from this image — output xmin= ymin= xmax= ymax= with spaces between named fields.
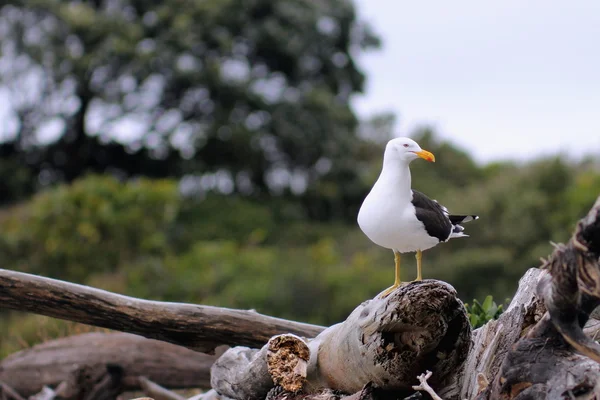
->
xmin=465 ymin=296 xmax=505 ymax=329
xmin=0 ymin=175 xmax=180 ymax=281
xmin=98 ymin=236 xmax=390 ymax=325
xmin=171 ymin=195 xmax=276 ymax=251
xmin=0 ymin=149 xmax=37 ymax=206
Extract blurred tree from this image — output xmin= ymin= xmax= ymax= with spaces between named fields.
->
xmin=408 ymin=128 xmax=485 ymax=194
xmin=0 ymin=143 xmax=37 ymax=204
xmin=357 ymin=111 xmax=396 ymax=145
xmin=0 ymin=0 xmax=380 ymax=200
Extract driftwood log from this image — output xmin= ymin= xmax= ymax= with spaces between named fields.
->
xmin=211 ymin=280 xmax=471 ymax=399
xmin=0 ymin=269 xmax=324 ymax=353
xmin=0 ymin=332 xmax=221 ymax=397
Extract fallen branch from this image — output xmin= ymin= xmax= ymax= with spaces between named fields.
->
xmin=211 ymin=280 xmax=471 ymax=399
xmin=0 ymin=269 xmax=324 ymax=353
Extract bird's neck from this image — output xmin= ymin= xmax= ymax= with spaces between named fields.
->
xmin=374 ymin=160 xmax=412 ymax=199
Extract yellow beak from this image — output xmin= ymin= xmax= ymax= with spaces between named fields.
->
xmin=415 ymin=149 xmax=435 ymax=162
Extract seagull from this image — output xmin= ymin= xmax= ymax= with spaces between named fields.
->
xmin=357 ymin=137 xmax=478 ymax=297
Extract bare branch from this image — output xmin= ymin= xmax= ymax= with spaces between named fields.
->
xmin=0 ymin=269 xmax=324 ymax=353
xmin=412 ymin=371 xmax=442 ymax=400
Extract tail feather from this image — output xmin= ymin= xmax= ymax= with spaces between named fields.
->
xmin=448 ymin=215 xmax=478 ymax=240
xmin=449 ymin=215 xmax=479 ymax=224
xmin=450 ymin=224 xmax=469 ymax=239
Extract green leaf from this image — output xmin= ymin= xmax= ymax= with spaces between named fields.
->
xmin=482 ymin=295 xmax=494 ymax=312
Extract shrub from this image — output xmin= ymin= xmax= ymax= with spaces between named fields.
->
xmin=0 ymin=175 xmax=180 ymax=281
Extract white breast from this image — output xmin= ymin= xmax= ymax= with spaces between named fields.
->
xmin=358 ymin=193 xmax=439 ymax=253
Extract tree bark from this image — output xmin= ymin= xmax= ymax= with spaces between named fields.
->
xmin=211 ymin=280 xmax=471 ymax=400
xmin=0 ymin=269 xmax=324 ymax=353
xmin=0 ymin=332 xmax=220 ymax=397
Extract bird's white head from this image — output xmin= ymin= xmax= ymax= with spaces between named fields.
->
xmin=383 ymin=137 xmax=436 ymax=164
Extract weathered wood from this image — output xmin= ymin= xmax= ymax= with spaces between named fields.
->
xmin=486 ymin=195 xmax=600 ymax=399
xmin=444 ymin=268 xmax=546 ymax=400
xmin=307 ymin=280 xmax=470 ymax=394
xmin=212 ymin=280 xmax=470 ymax=400
xmin=59 ymin=363 xmax=123 ymax=400
xmin=211 ymin=347 xmax=272 ymax=400
xmin=188 ymin=389 xmax=225 ymax=400
xmin=263 ymin=382 xmax=426 ymax=400
xmin=138 ymin=376 xmax=186 ymax=400
xmin=0 ymin=382 xmax=25 ymax=400
xmin=0 ymin=269 xmax=324 ymax=353
xmin=583 ymin=316 xmax=600 ymax=339
xmin=488 ymin=335 xmax=600 ymax=399
xmin=0 ymin=332 xmax=219 ymax=397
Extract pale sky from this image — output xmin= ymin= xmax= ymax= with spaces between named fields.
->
xmin=352 ymin=0 xmax=600 ymax=163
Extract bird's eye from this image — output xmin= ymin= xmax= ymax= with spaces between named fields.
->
xmin=403 ymin=144 xmax=409 ymax=148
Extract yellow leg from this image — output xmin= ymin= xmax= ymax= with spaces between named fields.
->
xmin=380 ymin=251 xmax=401 ymax=298
xmin=394 ymin=251 xmax=401 ymax=286
xmin=415 ymin=250 xmax=423 ymax=281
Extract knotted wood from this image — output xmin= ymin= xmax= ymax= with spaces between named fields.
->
xmin=211 ymin=280 xmax=471 ymax=400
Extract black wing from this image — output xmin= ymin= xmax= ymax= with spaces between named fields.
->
xmin=449 ymin=215 xmax=478 ymax=224
xmin=411 ymin=190 xmax=452 ymax=242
